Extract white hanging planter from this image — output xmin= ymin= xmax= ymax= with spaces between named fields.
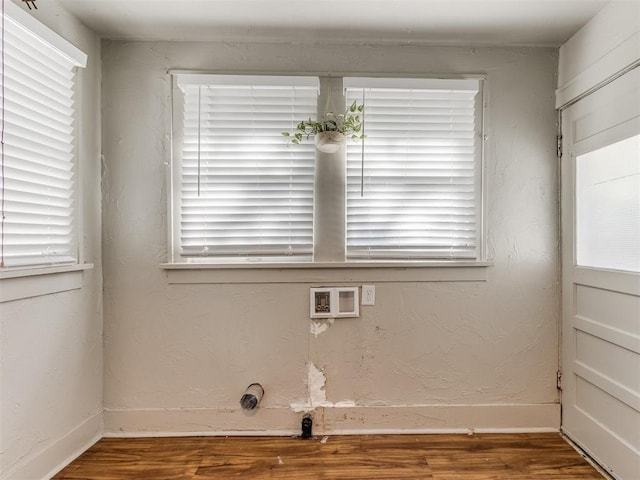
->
xmin=314 ymin=131 xmax=346 ymax=154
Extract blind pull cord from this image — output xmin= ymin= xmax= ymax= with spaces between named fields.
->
xmin=1 ymin=0 xmax=6 ymax=267
xmin=197 ymin=85 xmax=201 ymax=197
xmin=361 ymin=88 xmax=366 ymax=197
xmin=323 ymin=83 xmax=334 ymax=117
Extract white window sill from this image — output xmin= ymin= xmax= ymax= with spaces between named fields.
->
xmin=0 ymin=263 xmax=94 ymax=303
xmin=160 ymin=261 xmax=491 ymax=284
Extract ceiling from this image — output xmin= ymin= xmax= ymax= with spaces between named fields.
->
xmin=56 ymin=0 xmax=614 ymax=46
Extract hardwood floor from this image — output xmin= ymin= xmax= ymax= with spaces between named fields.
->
xmin=53 ymin=433 xmax=605 ymax=479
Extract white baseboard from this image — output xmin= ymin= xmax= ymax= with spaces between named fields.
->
xmin=1 ymin=412 xmax=103 ymax=480
xmin=104 ymin=403 xmax=560 ymax=437
xmin=0 ymin=403 xmax=560 ymax=479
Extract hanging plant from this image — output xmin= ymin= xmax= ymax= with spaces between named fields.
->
xmin=282 ymin=100 xmax=365 ymax=153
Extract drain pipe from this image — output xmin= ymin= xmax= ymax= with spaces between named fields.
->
xmin=240 ymin=383 xmax=264 ymax=410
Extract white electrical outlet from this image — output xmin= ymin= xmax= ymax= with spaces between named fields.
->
xmin=362 ymin=285 xmax=375 ymax=305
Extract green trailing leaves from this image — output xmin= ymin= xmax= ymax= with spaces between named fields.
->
xmin=282 ymin=101 xmax=366 ymax=146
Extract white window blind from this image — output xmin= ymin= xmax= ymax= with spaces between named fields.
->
xmin=175 ymin=74 xmax=318 ymax=260
xmin=344 ymin=77 xmax=482 ymax=260
xmin=0 ymin=1 xmax=87 ymax=268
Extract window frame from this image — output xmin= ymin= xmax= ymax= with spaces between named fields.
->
xmin=0 ymin=1 xmax=91 ymax=300
xmin=0 ymin=2 xmax=87 ymax=273
xmin=169 ymin=73 xmax=320 ymax=264
xmin=166 ymin=73 xmax=488 ymax=274
xmin=343 ymin=77 xmax=485 ymax=261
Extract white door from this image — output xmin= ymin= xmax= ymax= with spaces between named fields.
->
xmin=561 ymin=66 xmax=640 ymax=480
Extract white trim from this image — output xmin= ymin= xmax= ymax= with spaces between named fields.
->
xmin=574 ymin=267 xmax=640 ymax=297
xmin=0 ymin=264 xmax=93 ymax=302
xmin=562 ymin=432 xmax=619 ymax=480
xmin=175 ymin=73 xmax=319 ymax=90
xmin=343 ymin=76 xmax=480 ymax=90
xmin=161 ymin=262 xmax=490 ymax=284
xmin=556 ymin=35 xmax=640 ymax=109
xmin=169 ymin=74 xmax=181 ymax=263
xmin=103 ymin=404 xmax=559 ymax=437
xmin=0 ymin=412 xmax=102 ymax=480
xmin=0 ymin=262 xmax=93 ymax=279
xmin=161 ymin=260 xmax=490 ymax=269
xmin=3 ymin=0 xmax=87 ymax=67
xmin=478 ymin=78 xmax=488 ymax=262
xmin=555 ymin=1 xmax=640 ymax=109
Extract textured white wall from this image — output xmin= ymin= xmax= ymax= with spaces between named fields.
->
xmin=0 ymin=2 xmax=103 ymax=479
xmin=101 ymin=41 xmax=560 ymax=434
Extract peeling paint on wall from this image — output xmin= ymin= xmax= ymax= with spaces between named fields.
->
xmin=308 ymin=362 xmax=327 ymax=405
xmin=310 ymin=318 xmax=333 ymax=337
xmin=290 ymin=362 xmax=329 ymax=412
xmin=290 ymin=362 xmax=357 ymax=415
xmin=333 ymin=400 xmax=357 ymax=408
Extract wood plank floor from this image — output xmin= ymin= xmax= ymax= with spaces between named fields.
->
xmin=53 ymin=433 xmax=605 ymax=479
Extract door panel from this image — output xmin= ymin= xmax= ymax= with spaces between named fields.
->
xmin=561 ymin=67 xmax=640 ymax=480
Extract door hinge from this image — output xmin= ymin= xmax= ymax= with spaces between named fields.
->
xmin=557 ymin=370 xmax=563 ymax=390
xmin=557 ymin=135 xmax=563 ymax=158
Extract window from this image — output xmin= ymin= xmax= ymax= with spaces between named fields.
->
xmin=172 ymin=74 xmax=318 ymax=262
xmin=345 ymin=78 xmax=482 ymax=260
xmin=576 ymin=134 xmax=640 ymax=273
xmin=0 ymin=1 xmax=87 ymax=269
xmin=170 ymin=75 xmax=484 ymax=265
